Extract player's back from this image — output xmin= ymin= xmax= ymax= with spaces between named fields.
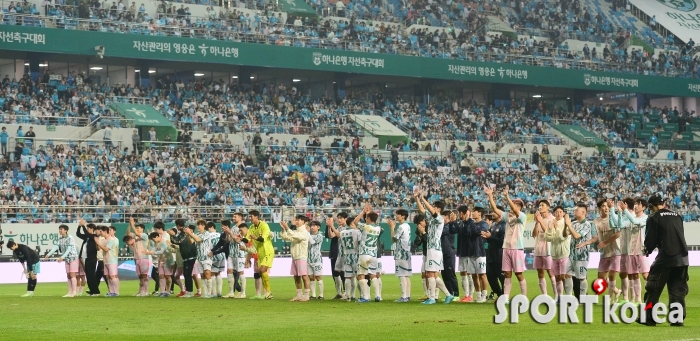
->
xmin=359 ymin=224 xmax=380 ymax=257
xmin=340 ymin=229 xmax=359 ymax=262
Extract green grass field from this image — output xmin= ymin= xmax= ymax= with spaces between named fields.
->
xmin=0 ymin=269 xmax=697 ymax=341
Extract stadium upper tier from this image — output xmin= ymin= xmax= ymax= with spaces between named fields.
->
xmin=2 ymin=0 xmax=698 ymax=79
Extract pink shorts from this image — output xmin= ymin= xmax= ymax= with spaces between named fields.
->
xmin=599 ymin=256 xmax=621 ymax=273
xmin=193 ymin=261 xmax=200 ymax=276
xmin=104 ymin=263 xmax=118 ymax=276
xmin=290 ymin=259 xmax=308 ymax=276
xmin=65 ymin=259 xmax=79 ymax=273
xmin=502 ymin=249 xmax=525 ymax=273
xmin=551 ymin=258 xmax=568 ymax=276
xmin=534 ymin=255 xmax=552 ymax=270
xmin=158 ymin=264 xmax=173 ymax=276
xmin=620 ymin=255 xmax=631 ymax=273
xmin=629 ymin=255 xmax=650 ymax=274
xmin=135 ymin=259 xmax=151 ymax=276
xmin=78 ymin=261 xmax=86 ymax=276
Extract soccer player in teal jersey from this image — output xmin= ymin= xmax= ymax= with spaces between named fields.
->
xmin=308 ymin=221 xmax=324 ymax=299
xmin=389 ymin=209 xmax=412 ymax=302
xmin=188 ymin=220 xmax=215 ymax=298
xmin=44 ymin=224 xmax=79 ymax=297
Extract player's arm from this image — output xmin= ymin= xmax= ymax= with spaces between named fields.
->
xmin=76 ymin=221 xmax=87 ymax=240
xmin=211 ymin=233 xmax=228 ymax=255
xmin=483 ymin=186 xmax=503 ymax=217
xmin=60 ymin=238 xmax=77 ymax=259
xmin=420 ymin=196 xmax=439 ymax=217
xmin=309 ymin=234 xmax=321 ymax=246
xmin=576 ymin=223 xmax=598 ymax=249
xmin=43 ymin=244 xmax=60 ymax=259
xmin=643 ymin=215 xmax=659 ymax=256
xmin=623 ymin=209 xmax=643 ymax=225
xmin=532 ymin=211 xmax=543 ymax=237
xmin=187 ymin=228 xmax=203 ymax=242
xmin=325 ymin=218 xmax=338 ymax=238
xmin=502 ymin=186 xmax=521 ymax=216
xmin=567 ymin=217 xmax=581 ymax=240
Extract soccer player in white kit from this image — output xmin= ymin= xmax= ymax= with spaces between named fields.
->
xmin=188 ymin=220 xmax=215 ymax=298
xmin=567 ymin=203 xmax=597 ymax=299
xmin=389 ymin=209 xmax=412 ymax=302
xmin=44 ymin=224 xmax=79 ymax=297
xmin=621 ymin=198 xmax=649 ymax=304
xmin=308 ymin=221 xmax=324 ymax=299
xmin=415 ymin=194 xmax=455 ymax=305
xmin=340 ymin=216 xmax=360 ymax=301
xmin=207 ymin=222 xmax=225 ymax=298
xmin=352 ymin=204 xmax=382 ymax=303
xmin=595 ymin=199 xmax=622 ymax=302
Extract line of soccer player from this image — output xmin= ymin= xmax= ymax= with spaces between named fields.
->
xmin=9 ymin=188 xmax=650 ymax=305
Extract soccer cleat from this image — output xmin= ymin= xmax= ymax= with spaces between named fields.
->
xmin=76 ymin=292 xmax=83 ymax=297
xmin=264 ymin=293 xmax=274 ymax=300
xmin=421 ymin=299 xmax=436 ymax=305
xmin=236 ymin=294 xmax=247 ymax=299
xmin=161 ymin=293 xmax=171 ymax=298
xmin=151 ymin=291 xmax=158 ymax=296
xmin=177 ymin=291 xmax=187 ymax=297
xmin=249 ymin=295 xmax=264 ymax=300
xmin=299 ymin=296 xmax=309 ymax=302
xmin=318 ymin=296 xmax=324 ymax=300
xmin=170 ymin=290 xmax=174 ymax=295
xmin=194 ymin=293 xmax=202 ymax=298
xmin=612 ymin=288 xmax=621 ymax=302
xmin=475 ymin=296 xmax=487 ymax=303
xmin=487 ymin=293 xmax=496 ymax=301
xmin=91 ymin=294 xmax=101 ymax=297
xmin=21 ymin=292 xmax=34 ymax=297
xmin=445 ymin=295 xmax=455 ymax=304
xmin=332 ymin=294 xmax=343 ymax=300
xmin=394 ymin=297 xmax=408 ymax=303
xmin=345 ymin=297 xmax=352 ymax=302
xmin=63 ymin=294 xmax=75 ymax=298
xmin=290 ymin=296 xmax=300 ymax=302
xmin=374 ymin=297 xmax=382 ymax=302
xmin=216 ymin=294 xmax=222 ymax=298
xmin=357 ymin=298 xmax=370 ymax=303
xmin=183 ymin=293 xmax=194 ymax=298
xmin=618 ymin=299 xmax=629 ymax=305
xmin=418 ymin=295 xmax=429 ymax=302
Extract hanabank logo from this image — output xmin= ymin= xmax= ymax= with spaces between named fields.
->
xmin=494 ymin=279 xmax=684 ymax=324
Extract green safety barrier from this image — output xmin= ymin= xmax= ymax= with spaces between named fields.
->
xmin=2 ymin=26 xmax=700 ymax=97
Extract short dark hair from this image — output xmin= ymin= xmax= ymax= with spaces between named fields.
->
xmin=233 ymin=212 xmax=244 ymax=219
xmin=597 ymin=199 xmax=607 ymax=209
xmin=413 ymin=214 xmax=425 ymax=225
xmin=249 ymin=210 xmax=260 ymax=217
xmin=457 ymin=205 xmax=469 ymax=214
xmin=473 ymin=207 xmax=485 ymax=215
xmin=122 ymin=235 xmax=133 ymax=243
xmin=537 ymin=199 xmax=551 ymax=208
xmin=433 ymin=201 xmax=445 ymax=211
xmin=367 ymin=212 xmax=379 ymax=222
xmin=175 ymin=219 xmax=186 ymax=227
xmin=109 ymin=226 xmax=116 ymax=232
xmin=238 ymin=223 xmax=248 ymax=229
xmin=576 ymin=203 xmax=588 ymax=211
xmin=310 ymin=220 xmax=321 ymax=227
xmin=634 ymin=198 xmax=648 ymax=208
xmin=148 ymin=232 xmax=160 ymax=240
xmin=6 ymin=240 xmax=16 ymax=248
xmin=87 ymin=223 xmax=96 ymax=230
xmin=553 ymin=206 xmax=565 ymax=213
xmin=441 ymin=210 xmax=451 ymax=216
xmin=337 ymin=212 xmax=348 ymax=219
xmin=221 ymin=220 xmax=231 ymax=227
xmin=206 ymin=222 xmax=216 ymax=230
xmin=153 ymin=221 xmax=165 ymax=230
xmin=395 ymin=209 xmax=408 ymax=219
xmin=59 ymin=224 xmax=69 ymax=232
xmin=623 ymin=197 xmax=635 ymax=209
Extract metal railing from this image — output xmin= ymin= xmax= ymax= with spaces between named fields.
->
xmin=2 ymin=13 xmax=696 ymax=79
xmin=0 ymin=113 xmax=90 ymax=127
xmin=7 ymin=136 xmax=124 ymax=155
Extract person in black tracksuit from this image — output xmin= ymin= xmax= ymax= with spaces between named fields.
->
xmin=484 ymin=211 xmax=506 ymax=298
xmin=326 ymin=212 xmax=348 ymax=299
xmin=639 ymin=195 xmax=688 ymax=327
xmin=449 ymin=206 xmax=489 ymax=302
xmin=76 ymin=223 xmax=100 ymax=295
xmin=441 ymin=211 xmax=459 ymax=297
xmin=170 ymin=221 xmax=198 ymax=296
xmin=413 ymin=214 xmax=429 ymax=299
xmin=8 ymin=241 xmax=40 ymax=295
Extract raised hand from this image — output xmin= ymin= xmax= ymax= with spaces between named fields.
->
xmin=483 ymin=185 xmax=493 ymax=196
xmin=502 ymin=185 xmax=510 ymax=197
xmin=387 ymin=219 xmax=395 ymax=229
xmin=564 ymin=214 xmax=571 ymax=225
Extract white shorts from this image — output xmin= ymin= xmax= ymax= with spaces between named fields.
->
xmin=343 ymin=262 xmax=356 ymax=277
xmin=307 ymin=262 xmax=322 ymax=277
xmin=566 ymin=260 xmax=589 ymax=278
xmin=458 ymin=257 xmax=469 ymax=272
xmin=395 ymin=259 xmax=412 ymax=277
xmin=425 ymin=249 xmax=444 ymax=272
xmin=334 ymin=256 xmax=345 ymax=272
xmin=196 ymin=259 xmax=213 ymax=274
xmin=421 ymin=256 xmax=426 ymax=273
xmin=467 ymin=257 xmax=487 ymax=274
xmin=228 ymin=257 xmax=245 ymax=272
xmin=358 ymin=255 xmax=378 ymax=275
xmin=211 ymin=259 xmax=225 ymax=273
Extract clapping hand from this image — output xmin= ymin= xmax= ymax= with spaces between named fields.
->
xmin=387 ymin=218 xmax=395 ymax=229
xmin=280 ymin=221 xmax=288 ymax=230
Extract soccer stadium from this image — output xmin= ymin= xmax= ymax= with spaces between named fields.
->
xmin=0 ymin=0 xmax=697 ymax=339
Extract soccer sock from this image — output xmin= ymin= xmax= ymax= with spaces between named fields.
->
xmin=29 ymin=278 xmax=37 ymax=292
xmin=176 ymin=277 xmax=184 ymax=292
xmin=27 ymin=279 xmax=32 ymax=292
xmin=621 ymin=277 xmax=629 ymax=300
xmin=344 ymin=278 xmax=352 ymax=298
xmin=633 ymin=278 xmax=642 ymax=302
xmin=372 ymin=278 xmax=381 ymax=298
xmin=202 ymin=279 xmax=210 ymax=296
xmin=401 ymin=277 xmax=411 ymax=298
xmin=113 ymin=277 xmax=120 ymax=295
xmin=334 ymin=276 xmax=343 ymax=295
xmin=435 ymin=277 xmax=450 ymax=296
xmin=461 ymin=275 xmax=468 ymax=296
xmin=579 ymin=278 xmax=588 ymax=297
xmin=608 ymin=279 xmax=617 ymax=295
xmin=352 ymin=278 xmax=358 ymax=298
xmin=77 ymin=285 xmax=83 ymax=295
xmin=359 ymin=279 xmax=370 ymax=299
xmin=295 ymin=289 xmax=302 ymax=299
xmin=255 ymin=276 xmax=262 ymax=296
xmin=216 ymin=275 xmax=223 ymax=296
xmin=141 ymin=278 xmax=149 ymax=294
xmin=538 ymin=277 xmax=547 ymax=295
xmin=467 ymin=275 xmax=474 ymax=297
xmin=503 ymin=277 xmax=512 ymax=297
xmin=304 ymin=288 xmax=310 ymax=298
xmin=519 ymin=279 xmax=527 ymax=296
xmin=422 ymin=279 xmax=429 ymax=296
xmin=564 ymin=277 xmax=573 ymax=295
xmin=427 ymin=277 xmax=436 ymax=300
xmin=70 ymin=277 xmax=77 ymax=295
xmin=310 ymin=280 xmax=317 ymax=297
xmin=481 ymin=290 xmax=488 ymax=300
xmin=159 ymin=278 xmax=167 ymax=294
xmin=227 ymin=273 xmax=235 ymax=293
xmin=318 ymin=280 xmax=324 ymax=298
xmin=66 ymin=278 xmax=72 ymax=295
xmin=550 ymin=276 xmax=557 ymax=297
xmin=556 ymin=281 xmax=563 ymax=298
xmin=261 ymin=272 xmax=271 ymax=294
xmin=399 ymin=276 xmax=405 ymax=297
xmin=240 ymin=273 xmax=247 ymax=295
